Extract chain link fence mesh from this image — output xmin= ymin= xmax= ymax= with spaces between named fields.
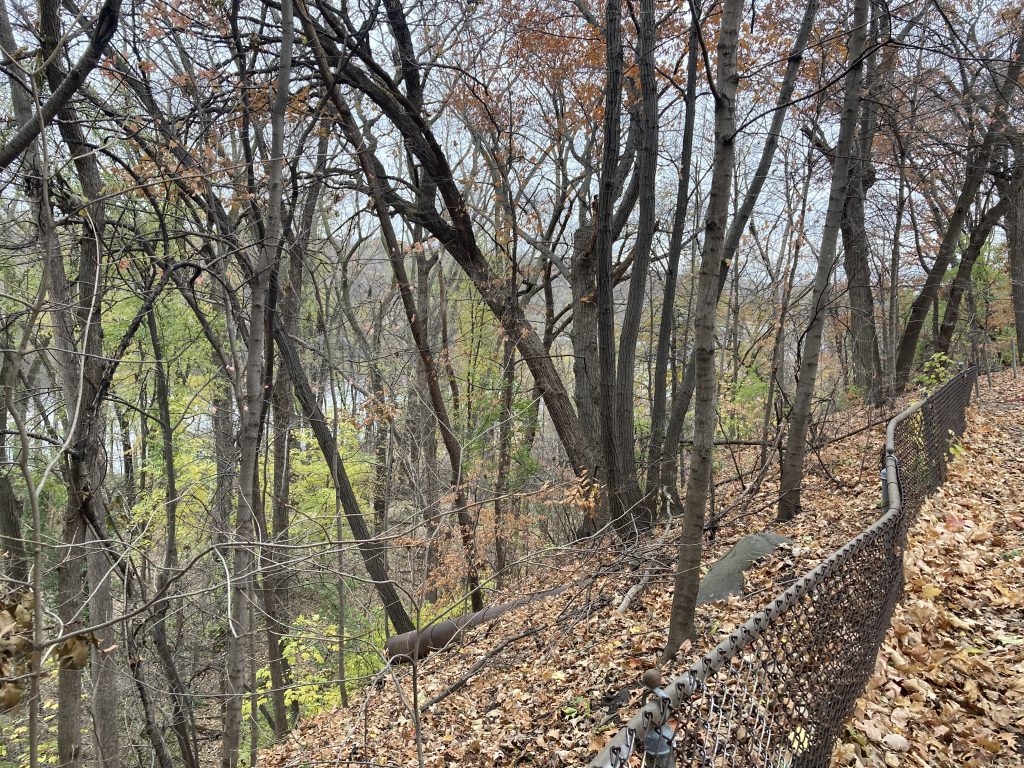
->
xmin=588 ymin=367 xmax=979 ymax=768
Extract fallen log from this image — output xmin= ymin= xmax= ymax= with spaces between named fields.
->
xmin=384 ymin=584 xmax=571 ymax=662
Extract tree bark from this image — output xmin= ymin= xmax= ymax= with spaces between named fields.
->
xmin=296 ymin=3 xmax=593 ymax=478
xmin=223 ymin=3 xmax=292 ymax=762
xmin=493 ymin=338 xmax=515 ymax=587
xmin=893 ymin=31 xmax=1023 ymax=391
xmin=936 ymin=198 xmax=1008 ymax=354
xmin=778 ymin=0 xmax=869 ymax=521
xmin=1000 ymin=144 xmax=1024 ymax=361
xmin=274 ymin=326 xmax=415 ymax=634
xmin=38 ymin=0 xmax=120 ymax=758
xmin=657 ymin=0 xmax=820 ymax=504
xmin=662 ymin=0 xmax=743 ymax=659
xmin=647 ymin=15 xmax=699 ymax=505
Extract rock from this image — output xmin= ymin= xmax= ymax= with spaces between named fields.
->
xmin=697 ymin=532 xmax=793 ymax=605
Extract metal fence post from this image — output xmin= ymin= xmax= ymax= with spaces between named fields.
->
xmin=638 ymin=670 xmax=675 ymax=768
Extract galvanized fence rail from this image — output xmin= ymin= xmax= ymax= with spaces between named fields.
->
xmin=587 ymin=367 xmax=979 ymax=768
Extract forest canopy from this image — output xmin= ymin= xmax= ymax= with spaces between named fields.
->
xmin=0 ymin=0 xmax=1021 ymax=765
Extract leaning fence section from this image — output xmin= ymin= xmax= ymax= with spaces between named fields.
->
xmin=588 ymin=367 xmax=979 ymax=768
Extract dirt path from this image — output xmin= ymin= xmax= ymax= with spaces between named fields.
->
xmin=835 ymin=374 xmax=1024 ymax=767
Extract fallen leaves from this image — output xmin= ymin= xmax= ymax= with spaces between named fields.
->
xmin=261 ymin=372 xmax=1024 ymax=768
xmin=836 ymin=373 xmax=1024 ymax=767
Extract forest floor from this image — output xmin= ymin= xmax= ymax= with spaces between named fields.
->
xmin=262 ymin=372 xmax=1024 ymax=768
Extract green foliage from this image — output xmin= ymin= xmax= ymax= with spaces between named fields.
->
xmin=0 ymin=698 xmax=58 ymax=766
xmin=913 ymin=352 xmax=955 ymax=393
xmin=255 ymin=612 xmax=383 ymax=721
xmin=718 ymin=369 xmax=768 ymax=439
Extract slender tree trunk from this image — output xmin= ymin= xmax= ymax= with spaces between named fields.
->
xmin=275 ymin=326 xmax=415 ymax=633
xmin=124 ymin=626 xmax=175 ymax=768
xmin=57 ymin=511 xmax=85 ymax=768
xmin=778 ymin=0 xmax=869 ymax=521
xmin=146 ymin=310 xmax=200 ymax=768
xmin=662 ymin=0 xmax=743 ymax=660
xmin=888 ymin=161 xmax=907 ymax=377
xmin=38 ymin=0 xmax=119 ymax=753
xmin=647 ymin=16 xmax=699 ymax=505
xmin=892 ymin=139 xmax=995 ymax=391
xmin=1001 ymin=148 xmax=1024 ymax=360
xmin=493 ymin=338 xmax=515 ymax=587
xmin=658 ymin=0 xmax=819 ymax=502
xmin=223 ymin=4 xmax=292 ymax=763
xmin=936 ymin=199 xmax=1008 ymax=354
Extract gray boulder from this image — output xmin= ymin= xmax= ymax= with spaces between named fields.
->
xmin=696 ymin=532 xmax=793 ymax=605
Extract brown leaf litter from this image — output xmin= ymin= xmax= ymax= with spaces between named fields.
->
xmin=263 ymin=372 xmax=1024 ymax=768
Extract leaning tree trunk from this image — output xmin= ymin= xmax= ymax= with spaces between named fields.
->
xmin=275 ymin=327 xmax=415 ymax=634
xmin=893 ymin=32 xmax=1023 ymax=392
xmin=936 ymin=198 xmax=1009 ymax=354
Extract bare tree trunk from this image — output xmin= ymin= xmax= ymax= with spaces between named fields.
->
xmin=647 ymin=16 xmax=699 ymax=506
xmin=0 ymin=474 xmax=24 ymax=587
xmin=662 ymin=0 xmax=743 ymax=660
xmin=223 ymin=3 xmax=292 ymax=762
xmin=295 ymin=3 xmax=593 ymax=479
xmin=893 ymin=31 xmax=1023 ymax=391
xmin=892 ymin=138 xmax=995 ymax=391
xmin=609 ymin=0 xmax=659 ymax=527
xmin=593 ymin=0 xmax=628 ymax=534
xmin=570 ymin=221 xmax=603 ymax=533
xmin=275 ymin=327 xmax=415 ymax=633
xmin=57 ymin=512 xmax=85 ymax=768
xmin=1001 ymin=144 xmax=1024 ymax=360
xmin=778 ymin=0 xmax=869 ymax=521
xmin=841 ymin=184 xmax=884 ymax=402
xmin=658 ymin=0 xmax=819 ymax=503
xmin=144 ymin=309 xmax=201 ymax=768
xmin=124 ymin=626 xmax=175 ymax=768
xmin=936 ymin=198 xmax=1009 ymax=354
xmin=888 ymin=160 xmax=907 ymax=377
xmin=37 ymin=0 xmax=120 ymax=756
xmin=759 ymin=154 xmax=811 ymax=470
xmin=493 ymin=338 xmax=515 ymax=587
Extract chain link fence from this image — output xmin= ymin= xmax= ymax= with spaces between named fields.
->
xmin=587 ymin=367 xmax=979 ymax=768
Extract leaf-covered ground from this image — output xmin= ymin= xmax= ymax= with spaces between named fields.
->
xmin=836 ymin=374 xmax=1024 ymax=767
xmin=263 ymin=373 xmax=1024 ymax=768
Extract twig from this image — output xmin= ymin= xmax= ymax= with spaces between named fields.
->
xmin=418 ymin=626 xmax=544 ymax=712
xmin=617 ymin=516 xmax=675 ymax=613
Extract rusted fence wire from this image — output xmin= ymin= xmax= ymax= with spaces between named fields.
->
xmin=587 ymin=367 xmax=979 ymax=768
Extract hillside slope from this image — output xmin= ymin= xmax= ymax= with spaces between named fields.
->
xmin=263 ymin=373 xmax=1023 ymax=768
xmin=837 ymin=374 xmax=1024 ymax=767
